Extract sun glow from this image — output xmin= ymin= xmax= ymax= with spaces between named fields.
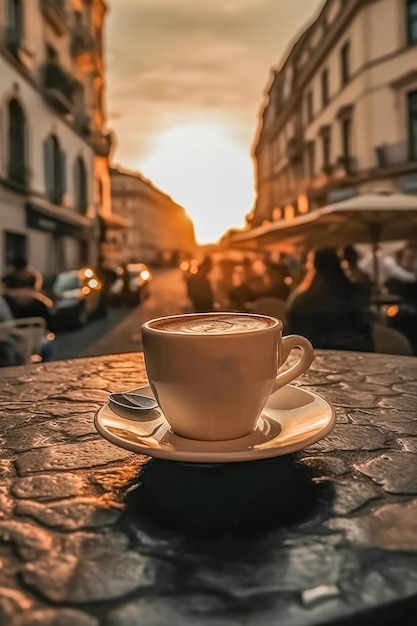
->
xmin=140 ymin=122 xmax=254 ymax=243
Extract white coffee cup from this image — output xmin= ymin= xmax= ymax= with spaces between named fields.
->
xmin=141 ymin=312 xmax=313 ymax=441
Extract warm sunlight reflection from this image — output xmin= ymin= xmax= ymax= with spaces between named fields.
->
xmin=140 ymin=122 xmax=254 ymax=243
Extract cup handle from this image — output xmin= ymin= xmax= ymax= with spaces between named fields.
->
xmin=272 ymin=335 xmax=314 ymax=394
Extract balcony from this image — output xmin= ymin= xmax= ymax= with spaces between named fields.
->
xmin=41 ymin=0 xmax=68 ymax=36
xmin=74 ymin=114 xmax=92 ymax=136
xmin=71 ymin=27 xmax=95 ymax=55
xmin=375 ymin=141 xmax=417 ymax=169
xmin=91 ymin=131 xmax=112 ymax=157
xmin=71 ymin=27 xmax=96 ymax=71
xmin=42 ymin=63 xmax=77 ymax=114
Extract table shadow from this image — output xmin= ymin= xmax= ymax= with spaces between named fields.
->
xmin=120 ymin=455 xmax=333 ymax=538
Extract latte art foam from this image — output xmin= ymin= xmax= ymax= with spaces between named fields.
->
xmin=150 ymin=315 xmax=275 ymax=335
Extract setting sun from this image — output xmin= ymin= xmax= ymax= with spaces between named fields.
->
xmin=139 ymin=122 xmax=254 ymax=244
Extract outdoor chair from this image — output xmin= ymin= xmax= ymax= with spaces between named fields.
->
xmin=247 ymin=297 xmax=288 ymax=325
xmin=0 ymin=317 xmax=46 ymax=364
xmin=373 ymin=322 xmax=413 ymax=356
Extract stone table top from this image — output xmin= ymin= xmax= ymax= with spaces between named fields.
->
xmin=1 ymin=350 xmax=417 ymax=626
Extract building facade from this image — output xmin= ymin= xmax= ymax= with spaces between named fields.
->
xmin=0 ymin=0 xmax=117 ymax=277
xmin=251 ymin=0 xmax=417 ymax=228
xmin=110 ymin=167 xmax=196 ymax=267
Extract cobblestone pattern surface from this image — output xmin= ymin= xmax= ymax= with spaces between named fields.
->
xmin=0 ymin=351 xmax=417 ymax=625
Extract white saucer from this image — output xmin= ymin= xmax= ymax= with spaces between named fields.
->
xmin=94 ymin=385 xmax=335 ymax=463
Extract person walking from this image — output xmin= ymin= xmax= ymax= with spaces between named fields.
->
xmin=186 ymin=256 xmax=215 ymax=313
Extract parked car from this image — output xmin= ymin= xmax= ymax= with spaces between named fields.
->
xmin=109 ymin=263 xmax=152 ymax=306
xmin=49 ymin=268 xmax=103 ymax=329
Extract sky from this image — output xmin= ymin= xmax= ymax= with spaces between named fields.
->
xmin=106 ymin=0 xmax=323 ymax=243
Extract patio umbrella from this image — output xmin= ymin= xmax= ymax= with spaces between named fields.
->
xmin=231 ymin=190 xmax=417 ymax=288
xmin=230 ymin=210 xmax=320 ymax=253
xmin=298 ymin=190 xmax=417 ymax=287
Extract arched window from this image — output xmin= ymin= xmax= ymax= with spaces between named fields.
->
xmin=8 ymin=98 xmax=27 ymax=186
xmin=74 ymin=156 xmax=88 ymax=214
xmin=44 ymin=134 xmax=66 ymax=204
xmin=407 ymin=0 xmax=417 ymax=45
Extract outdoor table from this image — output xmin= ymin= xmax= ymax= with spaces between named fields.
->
xmin=0 ymin=350 xmax=417 ymax=626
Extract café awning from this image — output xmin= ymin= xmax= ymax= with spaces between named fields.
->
xmin=231 ymin=190 xmax=417 ymax=253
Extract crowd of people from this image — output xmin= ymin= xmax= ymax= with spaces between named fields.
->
xmin=2 ymin=242 xmax=417 ymax=366
xmin=186 ymin=242 xmax=417 ymax=355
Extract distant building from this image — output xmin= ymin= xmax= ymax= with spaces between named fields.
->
xmin=251 ymin=0 xmax=417 ymax=228
xmin=0 ymin=0 xmax=121 ymax=277
xmin=110 ymin=167 xmax=196 ymax=266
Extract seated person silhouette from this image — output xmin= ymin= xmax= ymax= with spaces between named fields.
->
xmin=287 ymin=248 xmax=373 ymax=352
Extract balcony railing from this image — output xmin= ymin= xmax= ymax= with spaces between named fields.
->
xmin=41 ymin=0 xmax=68 ymax=36
xmin=74 ymin=114 xmax=92 ymax=136
xmin=71 ymin=27 xmax=96 ymax=58
xmin=91 ymin=132 xmax=112 ymax=157
xmin=42 ymin=63 xmax=77 ymax=113
xmin=375 ymin=141 xmax=417 ymax=168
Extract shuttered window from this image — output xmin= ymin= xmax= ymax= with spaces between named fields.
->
xmin=43 ymin=134 xmax=66 ymax=204
xmin=407 ymin=0 xmax=417 ymax=45
xmin=7 ymin=0 xmax=23 ymax=45
xmin=74 ymin=156 xmax=88 ymax=214
xmin=8 ymin=98 xmax=26 ymax=186
xmin=408 ymin=91 xmax=417 ymax=160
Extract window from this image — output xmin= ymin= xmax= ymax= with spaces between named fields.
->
xmin=307 ymin=142 xmax=315 ymax=178
xmin=321 ymin=69 xmax=329 ymax=108
xmin=8 ymin=98 xmax=27 ymax=186
xmin=306 ymin=91 xmax=314 ymax=123
xmin=321 ymin=127 xmax=332 ymax=170
xmin=294 ymin=157 xmax=304 ymax=182
xmin=46 ymin=43 xmax=59 ymax=63
xmin=97 ymin=178 xmax=104 ymax=210
xmin=96 ymin=86 xmax=103 ymax=113
xmin=53 ymin=273 xmax=81 ymax=296
xmin=340 ymin=41 xmax=350 ymax=86
xmin=408 ymin=90 xmax=417 ymax=160
xmin=74 ymin=156 xmax=88 ymax=214
xmin=95 ymin=27 xmax=103 ymax=55
xmin=4 ymin=231 xmax=27 ymax=270
xmin=74 ymin=10 xmax=83 ymax=29
xmin=341 ymin=117 xmax=352 ymax=158
xmin=407 ymin=0 xmax=417 ymax=45
xmin=44 ymin=135 xmax=66 ymax=204
xmin=7 ymin=0 xmax=23 ymax=47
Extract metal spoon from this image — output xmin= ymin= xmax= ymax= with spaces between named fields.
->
xmin=108 ymin=392 xmax=158 ymax=411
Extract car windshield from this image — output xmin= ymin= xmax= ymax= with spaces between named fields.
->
xmin=53 ymin=273 xmax=80 ymax=295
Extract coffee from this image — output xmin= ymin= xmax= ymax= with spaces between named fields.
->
xmin=148 ymin=314 xmax=275 ymax=335
xmin=142 ymin=312 xmax=314 ymax=441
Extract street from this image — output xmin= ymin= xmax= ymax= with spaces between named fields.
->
xmin=53 ymin=268 xmax=192 ymax=361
